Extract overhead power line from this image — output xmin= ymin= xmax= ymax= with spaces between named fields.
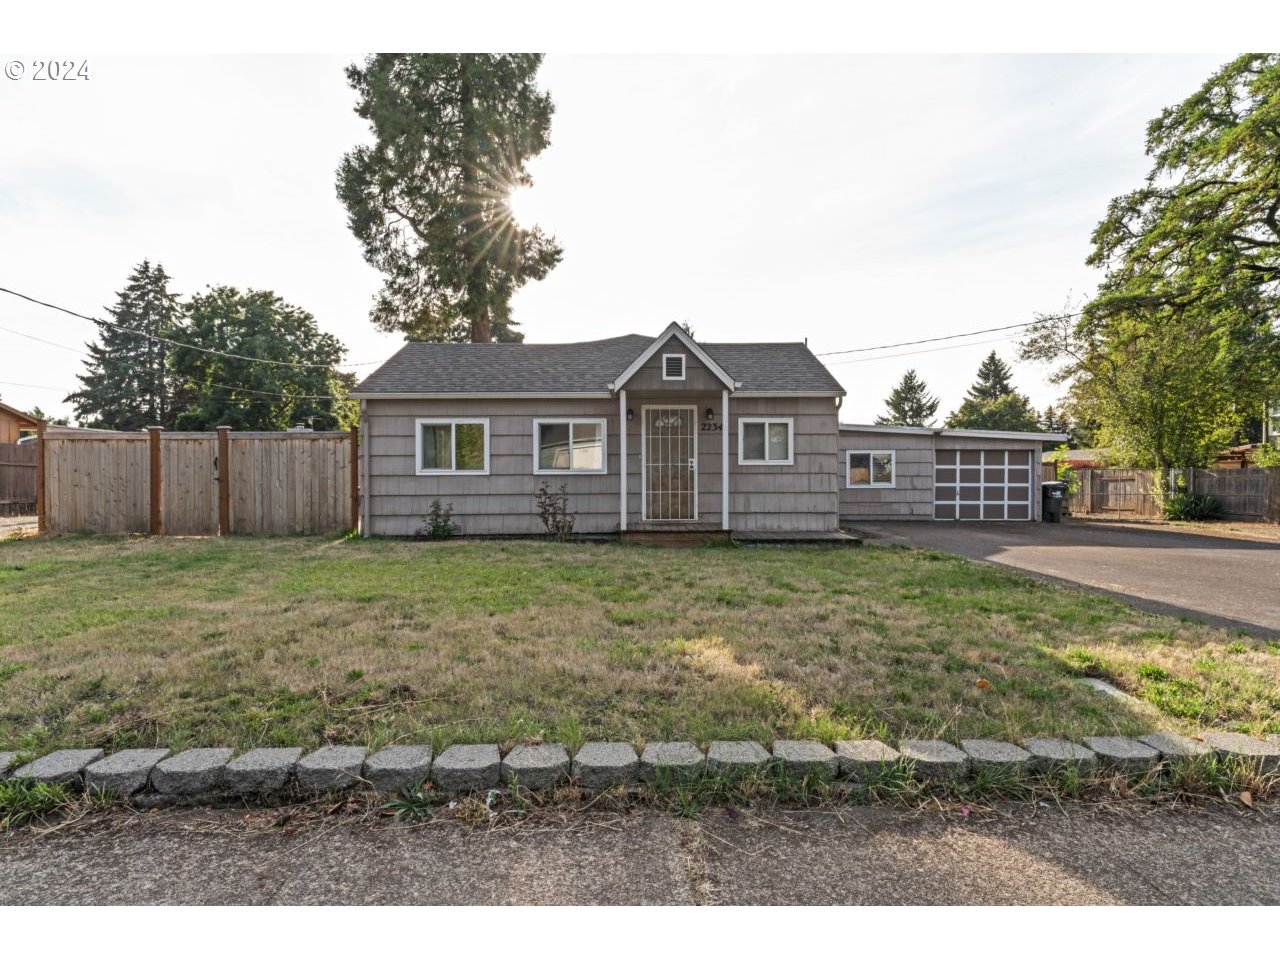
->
xmin=0 ymin=285 xmax=382 ymax=369
xmin=814 ymin=315 xmax=1078 ymax=358
xmin=823 ymin=334 xmax=1024 ymax=367
xmin=0 ymin=326 xmax=346 ymax=402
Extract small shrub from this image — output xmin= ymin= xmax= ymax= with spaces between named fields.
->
xmin=1251 ymin=443 xmax=1280 ymax=468
xmin=1163 ymin=491 xmax=1224 ymax=522
xmin=421 ymin=499 xmax=458 ymax=540
xmin=535 ymin=482 xmax=575 ymax=541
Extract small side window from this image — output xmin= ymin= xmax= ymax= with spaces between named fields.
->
xmin=847 ymin=450 xmax=894 ymax=487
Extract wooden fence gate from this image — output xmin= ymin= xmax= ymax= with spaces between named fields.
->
xmin=1064 ymin=466 xmax=1280 ymax=522
xmin=38 ymin=426 xmax=358 ymax=536
xmin=0 ymin=442 xmax=37 ymax=516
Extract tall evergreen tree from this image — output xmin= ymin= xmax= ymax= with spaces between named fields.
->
xmin=875 ymin=369 xmax=940 ymax=426
xmin=66 ymin=261 xmax=180 ymax=429
xmin=945 ymin=351 xmax=1040 ymax=431
xmin=337 ymin=54 xmax=563 ymax=343
xmin=169 ymin=287 xmax=355 ymax=431
xmin=964 ymin=351 xmax=1016 ymax=403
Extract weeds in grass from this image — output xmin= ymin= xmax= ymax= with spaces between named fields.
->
xmin=0 ymin=779 xmax=72 ymax=831
xmin=381 ymin=782 xmax=440 ymax=822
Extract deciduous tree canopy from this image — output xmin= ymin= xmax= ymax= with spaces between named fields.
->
xmin=1024 ymin=54 xmax=1280 ymax=468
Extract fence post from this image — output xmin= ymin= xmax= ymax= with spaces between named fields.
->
xmin=148 ymin=426 xmax=163 ymax=535
xmin=217 ymin=426 xmax=231 ymax=536
xmin=35 ymin=421 xmax=46 ymax=533
xmin=349 ymin=426 xmax=360 ymax=534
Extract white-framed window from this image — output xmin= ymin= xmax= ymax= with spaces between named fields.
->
xmin=415 ymin=418 xmax=490 ymax=475
xmin=847 ymin=450 xmax=895 ymax=487
xmin=533 ymin=418 xmax=607 ymax=474
xmin=662 ymin=353 xmax=686 ymax=380
xmin=738 ymin=417 xmax=794 ymax=465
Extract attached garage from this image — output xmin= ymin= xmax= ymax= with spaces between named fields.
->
xmin=932 ymin=447 xmax=1033 ymax=520
xmin=837 ymin=424 xmax=1066 ymax=524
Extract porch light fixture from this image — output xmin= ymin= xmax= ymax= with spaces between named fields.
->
xmin=626 ymin=408 xmax=634 ymax=422
xmin=705 ymin=407 xmax=715 ymax=421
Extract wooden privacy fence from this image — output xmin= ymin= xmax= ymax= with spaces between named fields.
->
xmin=38 ymin=426 xmax=358 ymax=536
xmin=1064 ymin=466 xmax=1280 ymax=522
xmin=0 ymin=441 xmax=37 ymax=516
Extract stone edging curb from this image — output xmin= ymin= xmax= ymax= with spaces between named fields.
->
xmin=2 ymin=731 xmax=1278 ymax=800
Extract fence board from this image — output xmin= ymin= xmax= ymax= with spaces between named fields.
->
xmin=42 ymin=430 xmax=355 ymax=535
xmin=0 ymin=442 xmax=37 ymax=515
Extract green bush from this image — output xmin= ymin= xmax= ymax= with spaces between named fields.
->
xmin=421 ymin=499 xmax=458 ymax=540
xmin=1163 ymin=491 xmax=1224 ymax=521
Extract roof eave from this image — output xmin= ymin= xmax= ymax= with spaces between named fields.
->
xmin=839 ymin=422 xmax=1068 ymax=443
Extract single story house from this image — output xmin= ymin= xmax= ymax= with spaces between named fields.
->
xmin=0 ymin=400 xmax=41 ymax=445
xmin=351 ymin=322 xmax=1064 ymax=536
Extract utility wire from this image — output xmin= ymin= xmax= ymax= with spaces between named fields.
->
xmin=0 ymin=285 xmax=382 ymax=369
xmin=823 ymin=334 xmax=1024 ymax=366
xmin=814 ymin=315 xmax=1077 ymax=357
xmin=0 ymin=327 xmax=346 ymax=402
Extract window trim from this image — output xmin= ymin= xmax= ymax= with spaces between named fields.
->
xmin=846 ymin=449 xmax=896 ymax=488
xmin=415 ymin=417 xmax=490 ymax=475
xmin=532 ymin=417 xmax=609 ymax=475
xmin=737 ymin=417 xmax=795 ymax=466
xmin=661 ymin=353 xmax=686 ymax=381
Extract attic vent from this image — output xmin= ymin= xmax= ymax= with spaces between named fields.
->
xmin=662 ymin=353 xmax=686 ymax=381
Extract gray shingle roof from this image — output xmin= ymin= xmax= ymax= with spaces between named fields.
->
xmin=352 ymin=334 xmax=844 ymax=396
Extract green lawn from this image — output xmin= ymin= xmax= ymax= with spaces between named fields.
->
xmin=0 ymin=535 xmax=1277 ymax=754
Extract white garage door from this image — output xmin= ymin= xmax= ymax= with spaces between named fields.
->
xmin=934 ymin=449 xmax=1033 ymax=520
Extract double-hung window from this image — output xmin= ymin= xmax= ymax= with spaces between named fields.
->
xmin=416 ymin=418 xmax=489 ymax=475
xmin=847 ymin=450 xmax=895 ymax=487
xmin=534 ymin=418 xmax=607 ymax=473
xmin=738 ymin=417 xmax=794 ymax=465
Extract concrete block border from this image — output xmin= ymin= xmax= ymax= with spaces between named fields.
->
xmin=1 ymin=729 xmax=1272 ymax=802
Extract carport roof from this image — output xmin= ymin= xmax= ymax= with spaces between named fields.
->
xmin=840 ymin=423 xmax=1068 ymax=443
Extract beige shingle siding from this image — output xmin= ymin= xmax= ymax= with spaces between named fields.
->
xmin=364 ymin=393 xmax=842 ymax=535
xmin=727 ymin=397 xmax=839 ymax=531
xmin=838 ymin=428 xmax=1045 ymax=522
xmin=365 ymin=398 xmax=623 ymax=536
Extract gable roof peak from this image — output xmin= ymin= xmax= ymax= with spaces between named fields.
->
xmin=610 ymin=322 xmax=738 ymax=391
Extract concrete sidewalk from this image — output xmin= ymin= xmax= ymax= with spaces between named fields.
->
xmin=1 ymin=805 xmax=1277 ymax=904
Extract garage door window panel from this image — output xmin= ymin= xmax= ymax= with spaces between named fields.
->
xmin=934 ymin=447 xmax=1034 ymax=521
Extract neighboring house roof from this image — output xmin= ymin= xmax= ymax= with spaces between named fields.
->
xmin=0 ymin=400 xmax=41 ymax=426
xmin=1040 ymin=447 xmax=1110 ymax=466
xmin=842 ymin=423 xmax=1067 ymax=443
xmin=352 ymin=324 xmax=845 ymax=398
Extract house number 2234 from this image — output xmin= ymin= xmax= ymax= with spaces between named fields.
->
xmin=699 ymin=422 xmax=722 ymax=432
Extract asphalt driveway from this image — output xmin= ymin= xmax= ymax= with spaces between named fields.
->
xmin=855 ymin=520 xmax=1280 ymax=636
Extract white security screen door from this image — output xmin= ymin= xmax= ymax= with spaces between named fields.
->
xmin=643 ymin=406 xmax=697 ymax=520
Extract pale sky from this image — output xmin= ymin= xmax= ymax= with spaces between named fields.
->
xmin=0 ymin=53 xmax=1229 ymax=424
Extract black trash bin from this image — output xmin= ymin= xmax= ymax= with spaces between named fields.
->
xmin=1041 ymin=481 xmax=1067 ymax=522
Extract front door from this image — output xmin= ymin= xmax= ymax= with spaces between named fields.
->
xmin=642 ymin=406 xmax=697 ymax=520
